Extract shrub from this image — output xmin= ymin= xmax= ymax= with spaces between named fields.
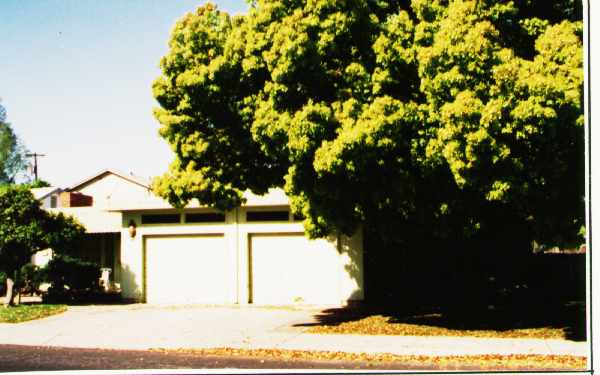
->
xmin=19 ymin=264 xmax=44 ymax=295
xmin=41 ymin=255 xmax=100 ymax=303
xmin=0 ymin=271 xmax=5 ymax=295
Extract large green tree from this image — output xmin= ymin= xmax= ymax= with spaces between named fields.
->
xmin=152 ymin=0 xmax=584 ymax=252
xmin=0 ymin=102 xmax=28 ymax=185
xmin=0 ymin=185 xmax=85 ymax=306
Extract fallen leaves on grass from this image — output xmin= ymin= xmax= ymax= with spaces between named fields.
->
xmin=308 ymin=314 xmax=567 ymax=339
xmin=0 ymin=304 xmax=67 ymax=323
xmin=154 ymin=348 xmax=587 ymax=370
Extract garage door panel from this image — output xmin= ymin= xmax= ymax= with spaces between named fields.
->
xmin=145 ymin=235 xmax=233 ymax=304
xmin=250 ymin=234 xmax=340 ymax=304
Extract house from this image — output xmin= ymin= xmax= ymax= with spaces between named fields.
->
xmin=31 ymin=187 xmax=62 ymax=208
xmin=35 ymin=169 xmax=364 ymax=306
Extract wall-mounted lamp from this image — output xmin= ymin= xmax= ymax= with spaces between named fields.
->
xmin=128 ymin=220 xmax=137 ymax=238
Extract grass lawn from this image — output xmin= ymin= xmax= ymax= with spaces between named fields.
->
xmin=307 ymin=314 xmax=567 ymax=339
xmin=157 ymin=348 xmax=587 ymax=370
xmin=0 ymin=304 xmax=68 ymax=323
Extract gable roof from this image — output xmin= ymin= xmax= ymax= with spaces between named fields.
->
xmin=31 ymin=187 xmax=62 ymax=200
xmin=66 ymin=169 xmax=151 ymax=192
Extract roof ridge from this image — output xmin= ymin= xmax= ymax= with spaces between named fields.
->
xmin=67 ymin=169 xmax=151 ymax=191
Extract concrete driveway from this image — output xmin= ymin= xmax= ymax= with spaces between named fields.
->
xmin=0 ymin=304 xmax=589 ymax=357
xmin=0 ymin=304 xmax=321 ymax=350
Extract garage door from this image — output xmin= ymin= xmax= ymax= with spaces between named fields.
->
xmin=250 ymin=233 xmax=340 ymax=305
xmin=145 ymin=235 xmax=234 ymax=304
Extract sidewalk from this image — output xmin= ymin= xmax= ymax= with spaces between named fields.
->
xmin=259 ymin=332 xmax=589 ymax=357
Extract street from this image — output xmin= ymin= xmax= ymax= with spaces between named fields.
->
xmin=0 ymin=344 xmax=434 ymax=371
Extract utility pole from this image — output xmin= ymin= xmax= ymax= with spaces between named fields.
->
xmin=26 ymin=153 xmax=45 ymax=181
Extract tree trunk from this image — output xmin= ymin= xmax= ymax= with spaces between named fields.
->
xmin=4 ymin=277 xmax=15 ymax=307
xmin=15 ymin=269 xmax=21 ymax=305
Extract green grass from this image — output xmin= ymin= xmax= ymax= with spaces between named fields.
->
xmin=0 ymin=304 xmax=68 ymax=323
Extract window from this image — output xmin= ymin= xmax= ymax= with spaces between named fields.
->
xmin=141 ymin=214 xmax=181 ymax=224
xmin=246 ymin=210 xmax=290 ymax=222
xmin=185 ymin=212 xmax=226 ymax=223
xmin=50 ymin=196 xmax=57 ymax=208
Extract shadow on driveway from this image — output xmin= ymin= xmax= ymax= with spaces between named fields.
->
xmin=295 ymin=300 xmax=586 ymax=342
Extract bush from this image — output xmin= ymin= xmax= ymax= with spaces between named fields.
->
xmin=0 ymin=271 xmax=5 ymax=296
xmin=40 ymin=255 xmax=101 ymax=303
xmin=19 ymin=264 xmax=44 ymax=295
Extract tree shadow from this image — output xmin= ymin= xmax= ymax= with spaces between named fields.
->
xmin=295 ymin=296 xmax=586 ymax=341
xmin=306 ymin=234 xmax=589 ymax=342
xmin=32 ymin=261 xmax=142 ymax=307
xmin=295 ymin=248 xmax=587 ymax=342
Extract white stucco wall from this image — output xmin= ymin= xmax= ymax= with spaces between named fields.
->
xmin=48 ymin=172 xmax=158 ymax=234
xmin=75 ymin=173 xmax=156 ymax=209
xmin=118 ymin=207 xmax=364 ymax=305
xmin=31 ymin=248 xmax=53 ymax=267
xmin=118 ymin=209 xmax=238 ymax=300
xmin=31 ymin=187 xmax=61 ymax=208
xmin=108 ymin=188 xmax=292 ymax=211
xmin=49 ymin=207 xmax=122 ymax=233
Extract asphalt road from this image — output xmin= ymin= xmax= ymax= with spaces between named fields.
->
xmin=0 ymin=344 xmax=436 ymax=371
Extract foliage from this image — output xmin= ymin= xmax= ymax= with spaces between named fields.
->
xmin=0 ymin=271 xmax=5 ymax=295
xmin=26 ymin=179 xmax=51 ymax=188
xmin=2 ymin=265 xmax=44 ymax=296
xmin=19 ymin=264 xmax=44 ymax=295
xmin=0 ymin=186 xmax=85 ymax=275
xmin=0 ymin=185 xmax=86 ymax=305
xmin=0 ymin=186 xmax=48 ymax=276
xmin=41 ymin=255 xmax=100 ymax=292
xmin=38 ymin=254 xmax=120 ymax=304
xmin=159 ymin=348 xmax=587 ymax=370
xmin=0 ymin=102 xmax=28 ymax=185
xmin=43 ymin=212 xmax=86 ymax=255
xmin=0 ymin=101 xmax=6 ymax=123
xmin=0 ymin=304 xmax=67 ymax=323
xmin=152 ymin=1 xmax=584 ymax=251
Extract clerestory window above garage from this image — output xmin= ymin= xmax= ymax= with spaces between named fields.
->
xmin=246 ymin=210 xmax=290 ymax=222
xmin=185 ymin=212 xmax=226 ymax=223
xmin=141 ymin=213 xmax=181 ymax=224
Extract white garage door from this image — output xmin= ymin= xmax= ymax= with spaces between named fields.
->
xmin=250 ymin=233 xmax=340 ymax=305
xmin=145 ymin=235 xmax=234 ymax=304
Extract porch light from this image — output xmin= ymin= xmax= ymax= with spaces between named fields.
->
xmin=128 ymin=220 xmax=137 ymax=238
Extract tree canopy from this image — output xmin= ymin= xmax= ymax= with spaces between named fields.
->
xmin=0 ymin=103 xmax=28 ymax=185
xmin=26 ymin=179 xmax=52 ymax=188
xmin=0 ymin=185 xmax=85 ymax=305
xmin=152 ymin=0 xmax=584 ymax=251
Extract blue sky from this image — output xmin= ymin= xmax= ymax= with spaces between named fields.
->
xmin=1 ymin=0 xmax=248 ymax=187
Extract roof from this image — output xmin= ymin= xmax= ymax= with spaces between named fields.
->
xmin=49 ymin=207 xmax=121 ymax=233
xmin=31 ymin=187 xmax=62 ymax=200
xmin=67 ymin=169 xmax=151 ymax=192
xmin=107 ymin=188 xmax=291 ymax=211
